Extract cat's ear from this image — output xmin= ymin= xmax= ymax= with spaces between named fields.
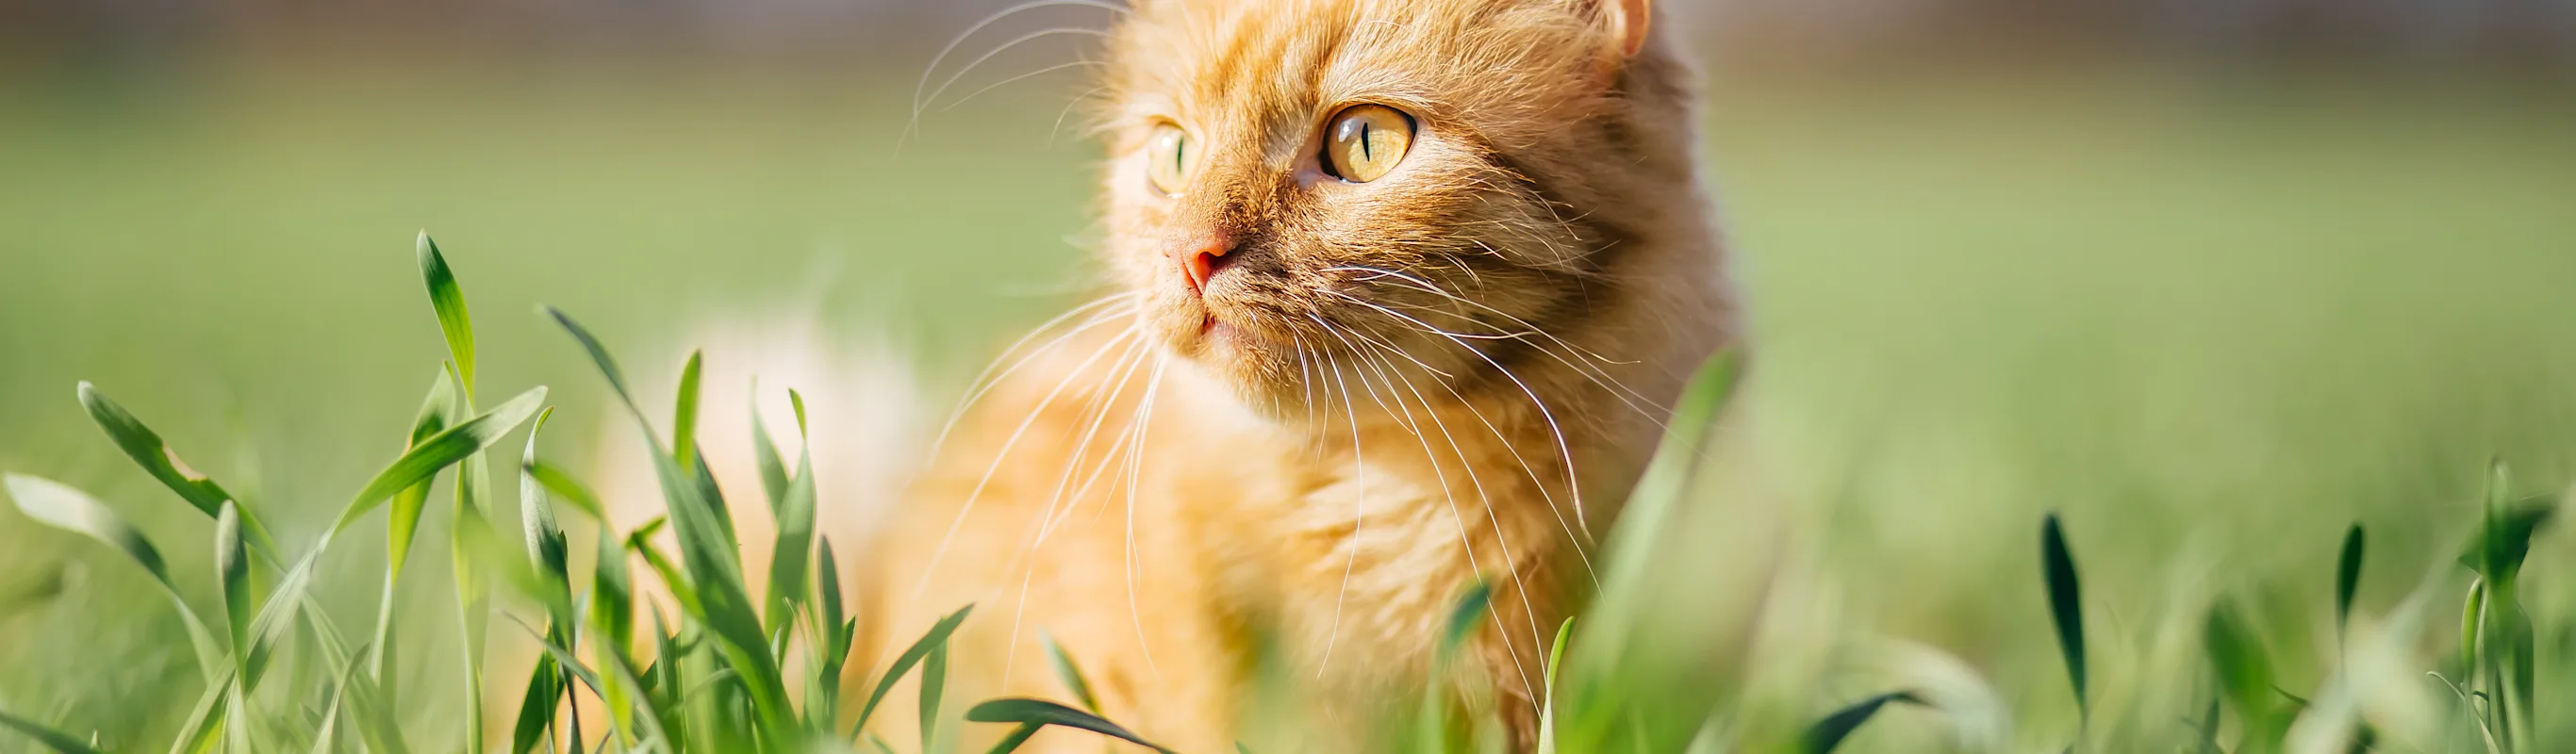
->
xmin=1605 ymin=0 xmax=1651 ymax=58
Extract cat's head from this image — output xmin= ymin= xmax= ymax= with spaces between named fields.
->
xmin=1096 ymin=0 xmax=1693 ymax=418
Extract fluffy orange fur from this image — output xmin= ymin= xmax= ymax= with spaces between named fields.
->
xmin=860 ymin=0 xmax=1736 ymax=749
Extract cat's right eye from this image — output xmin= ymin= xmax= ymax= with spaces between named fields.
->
xmin=1146 ymin=123 xmax=1191 ymax=196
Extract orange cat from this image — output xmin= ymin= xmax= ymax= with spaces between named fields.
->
xmin=857 ymin=0 xmax=1737 ymax=750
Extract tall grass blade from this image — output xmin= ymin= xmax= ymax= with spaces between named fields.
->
xmin=543 ymin=306 xmax=642 ymax=420
xmin=1798 ymin=691 xmax=1923 ymax=754
xmin=305 ymin=643 xmax=372 ymax=754
xmin=922 ymin=639 xmax=949 ymax=752
xmin=1593 ymin=351 xmax=1742 ymax=646
xmin=2336 ymin=523 xmax=2365 ymax=650
xmin=963 ymin=698 xmax=1178 ymax=754
xmin=1043 ymin=632 xmax=1101 ymax=714
xmin=983 ymin=722 xmax=1044 ymax=754
xmin=812 ymin=538 xmax=854 ymax=731
xmin=76 ymin=382 xmax=275 ymax=554
xmin=1443 ymin=580 xmax=1494 ymax=661
xmin=673 ymin=350 xmax=703 ymax=468
xmin=1536 ymin=618 xmax=1574 ymax=754
xmin=372 ymin=368 xmax=461 ymax=702
xmin=764 ymin=411 xmax=817 ymax=641
xmin=417 ymin=231 xmax=477 ymax=401
xmin=525 ymin=459 xmax=606 ymax=522
xmin=215 ymin=501 xmax=251 ymax=673
xmin=510 ymin=653 xmax=565 ymax=754
xmin=520 ymin=407 xmax=572 ymax=604
xmin=856 ymin=604 xmax=975 ymax=737
xmin=4 ymin=473 xmax=224 ymax=681
xmin=751 ymin=383 xmax=790 ymax=511
xmin=549 ymin=307 xmax=791 ymax=741
xmin=0 ymin=708 xmax=108 ymax=754
xmin=331 ymin=385 xmax=548 ymax=536
xmin=2040 ymin=513 xmax=2087 ymax=715
xmin=164 ymin=667 xmax=232 ymax=754
xmin=2205 ymin=601 xmax=2285 ymax=751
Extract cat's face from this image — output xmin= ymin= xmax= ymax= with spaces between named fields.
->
xmin=1098 ymin=0 xmax=1653 ymax=418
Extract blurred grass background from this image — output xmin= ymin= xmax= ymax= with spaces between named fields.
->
xmin=4 ymin=0 xmax=2576 ymax=749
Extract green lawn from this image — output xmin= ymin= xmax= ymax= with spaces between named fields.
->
xmin=3 ymin=55 xmax=2573 ymax=750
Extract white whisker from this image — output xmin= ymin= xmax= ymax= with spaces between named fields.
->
xmin=907 ymin=0 xmax=1131 ymax=147
xmin=915 ymin=325 xmax=1143 ymax=602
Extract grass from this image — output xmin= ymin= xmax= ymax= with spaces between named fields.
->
xmin=0 ymin=232 xmax=2567 ymax=753
xmin=1 ymin=56 xmax=2573 ymax=752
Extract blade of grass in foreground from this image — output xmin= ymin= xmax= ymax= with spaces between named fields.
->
xmin=2336 ymin=523 xmax=2365 ymax=652
xmin=549 ymin=306 xmax=795 ymax=742
xmin=765 ymin=387 xmax=818 ymax=642
xmin=76 ymin=381 xmax=276 ymax=554
xmin=1799 ymin=691 xmax=1924 ymax=754
xmin=2041 ymin=513 xmax=2088 ymax=717
xmin=417 ymin=231 xmax=478 ymax=402
xmin=329 ymin=386 xmax=549 ymax=536
xmin=3 ymin=473 xmax=225 ymax=682
xmin=855 ymin=604 xmax=976 ymax=738
xmin=1043 ymin=632 xmax=1102 ymax=714
xmin=965 ymin=698 xmax=1177 ymax=754
xmin=1588 ymin=350 xmax=1742 ymax=653
xmin=0 ymin=708 xmax=107 ymax=754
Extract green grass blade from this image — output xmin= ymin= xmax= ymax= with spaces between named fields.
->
xmin=2040 ymin=512 xmax=2087 ymax=715
xmin=963 ymin=698 xmax=1177 ymax=754
xmin=2204 ymin=601 xmax=2284 ymax=749
xmin=922 ymin=638 xmax=949 ymax=752
xmin=551 ymin=307 xmax=788 ymax=741
xmin=2336 ymin=523 xmax=2365 ymax=649
xmin=164 ymin=667 xmax=233 ymax=754
xmin=337 ymin=651 xmax=411 ymax=754
xmin=215 ymin=501 xmax=251 ymax=675
xmin=4 ymin=473 xmax=224 ymax=681
xmin=387 ymin=366 xmax=457 ymax=582
xmin=855 ymin=604 xmax=976 ymax=737
xmin=982 ymin=722 xmax=1044 ymax=754
xmin=673 ymin=350 xmax=703 ymax=468
xmin=764 ymin=434 xmax=817 ymax=641
xmin=304 ymin=642 xmax=371 ymax=754
xmin=812 ymin=538 xmax=851 ymax=730
xmin=521 ymin=407 xmax=572 ymax=605
xmin=510 ymin=650 xmax=565 ymax=754
xmin=453 ymin=516 xmax=492 ymax=754
xmin=627 ymin=526 xmax=699 ymax=611
xmin=239 ymin=545 xmax=327 ymax=691
xmin=1442 ymin=580 xmax=1494 ymax=662
xmin=1798 ymin=691 xmax=1924 ymax=754
xmin=750 ymin=383 xmax=790 ymax=513
xmin=0 ymin=708 xmax=108 ymax=754
xmin=593 ymin=516 xmax=637 ymax=658
xmin=76 ymin=381 xmax=275 ymax=554
xmin=417 ymin=231 xmax=478 ymax=402
xmin=1592 ymin=350 xmax=1742 ymax=644
xmin=1536 ymin=618 xmax=1574 ymax=754
xmin=543 ymin=306 xmax=643 ymax=421
xmin=524 ymin=459 xmax=606 ymax=522
xmin=1043 ymin=632 xmax=1101 ymax=714
xmin=331 ymin=385 xmax=548 ymax=536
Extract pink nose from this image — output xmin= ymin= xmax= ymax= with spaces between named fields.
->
xmin=1164 ymin=230 xmax=1235 ymax=295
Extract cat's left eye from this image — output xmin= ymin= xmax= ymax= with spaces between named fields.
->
xmin=1146 ymin=123 xmax=1191 ymax=196
xmin=1322 ymin=105 xmax=1413 ymax=183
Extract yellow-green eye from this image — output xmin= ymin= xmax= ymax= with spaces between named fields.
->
xmin=1146 ymin=123 xmax=1191 ymax=196
xmin=1323 ymin=105 xmax=1413 ymax=183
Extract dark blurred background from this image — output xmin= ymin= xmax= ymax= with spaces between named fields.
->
xmin=3 ymin=1 xmax=2573 ymax=750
